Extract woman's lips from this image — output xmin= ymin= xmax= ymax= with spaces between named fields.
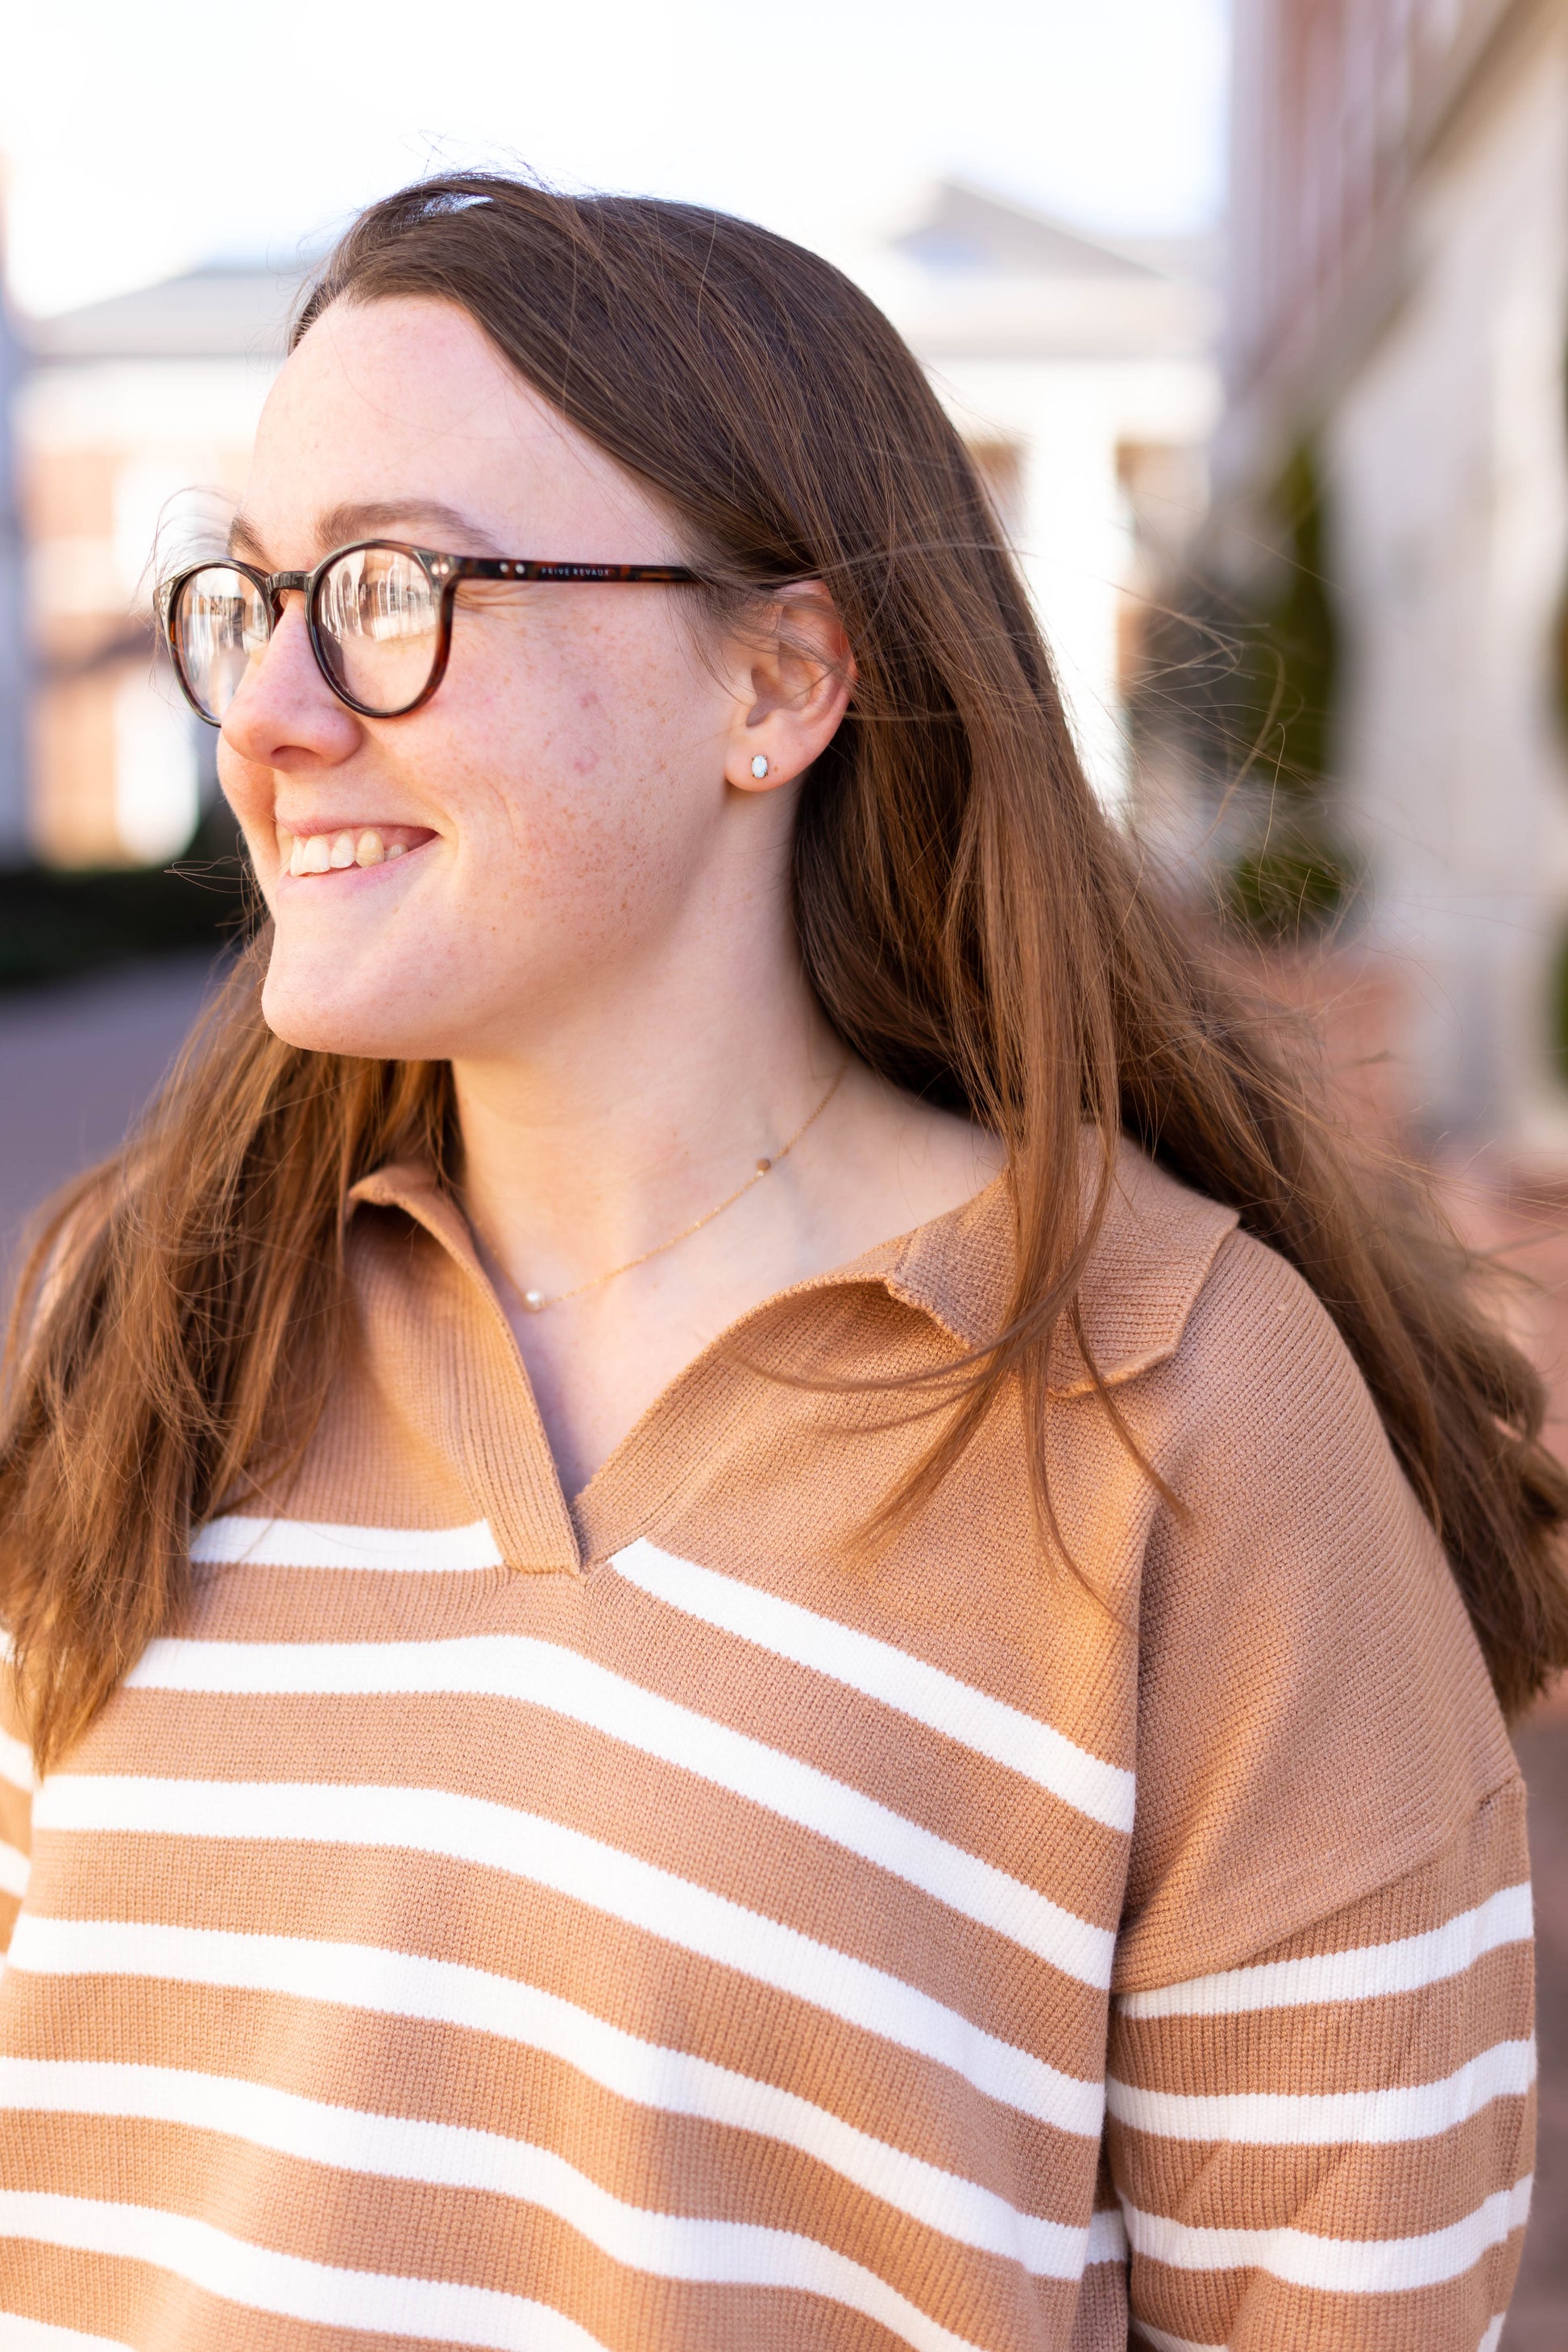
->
xmin=276 ymin=823 xmax=435 ymax=877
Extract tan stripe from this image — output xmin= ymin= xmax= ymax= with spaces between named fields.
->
xmin=0 ymin=2222 xmax=1037 ymax=2352
xmin=0 ymin=2308 xmax=134 ymax=2352
xmin=1201 ymin=1787 xmax=1529 ymax=1969
xmin=602 ymin=1537 xmax=1133 ymax=1821
xmin=1112 ymin=2089 xmax=1535 ymax=2241
xmin=1068 ymin=2254 xmax=1127 ymax=2346
xmin=561 ymin=1581 xmax=1129 ymax=1899
xmin=0 ymin=1728 xmax=33 ymax=1794
xmin=1110 ymin=2036 xmax=1534 ymax=2149
xmin=106 ymin=1665 xmax=1119 ymax=1960
xmin=1127 ymin=2229 xmax=1524 ymax=2352
xmin=0 ymin=2223 xmax=611 ymax=2352
xmin=0 ymin=1782 xmax=31 ymax=1860
xmin=0 ymin=2113 xmax=1080 ymax=2352
xmin=0 ymin=1971 xmax=1099 ymax=2271
xmin=97 ymin=1632 xmax=1127 ymax=1936
xmin=189 ymin=1560 xmax=511 ymax=1636
xmin=30 ymin=1794 xmax=1101 ymax=2142
xmin=49 ymin=1700 xmax=1110 ymax=2042
xmin=1111 ymin=1942 xmax=1533 ymax=2098
xmin=0 ymin=2244 xmax=151 ymax=2352
xmin=613 ymin=1484 xmax=1134 ymax=1769
xmin=2 ymin=1975 xmax=1105 ymax=2267
xmin=166 ymin=1550 xmax=1114 ymax=1854
xmin=3 ymin=1879 xmax=1077 ymax=2203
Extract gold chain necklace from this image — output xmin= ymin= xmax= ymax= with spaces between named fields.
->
xmin=469 ymin=1060 xmax=848 ymax=1313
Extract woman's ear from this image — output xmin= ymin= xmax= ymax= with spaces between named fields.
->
xmin=724 ymin=584 xmax=856 ymax=794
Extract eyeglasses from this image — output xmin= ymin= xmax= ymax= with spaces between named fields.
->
xmin=159 ymin=539 xmax=700 ymax=725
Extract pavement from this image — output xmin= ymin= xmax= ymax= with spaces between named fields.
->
xmin=0 ymin=952 xmax=219 ymax=1280
xmin=0 ymin=949 xmax=1563 ymax=2340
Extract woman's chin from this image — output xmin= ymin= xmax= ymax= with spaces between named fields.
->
xmin=259 ymin=964 xmax=429 ymax=1062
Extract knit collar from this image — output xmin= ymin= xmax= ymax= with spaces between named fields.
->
xmin=346 ymin=1132 xmax=1237 ymax=1396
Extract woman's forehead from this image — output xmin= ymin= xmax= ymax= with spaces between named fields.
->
xmin=246 ymin=296 xmax=665 ymax=554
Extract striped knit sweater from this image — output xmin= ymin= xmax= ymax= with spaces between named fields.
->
xmin=0 ymin=1143 xmax=1535 ymax=2350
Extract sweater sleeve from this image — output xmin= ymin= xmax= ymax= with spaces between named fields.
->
xmin=1105 ymin=1229 xmax=1535 ymax=2350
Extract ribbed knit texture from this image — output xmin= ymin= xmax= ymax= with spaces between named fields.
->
xmin=0 ymin=1143 xmax=1533 ymax=2350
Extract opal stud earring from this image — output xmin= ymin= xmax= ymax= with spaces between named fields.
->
xmin=750 ymin=754 xmax=770 ymax=779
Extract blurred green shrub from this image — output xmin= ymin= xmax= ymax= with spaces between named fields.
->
xmin=1131 ymin=439 xmax=1352 ymax=940
xmin=0 ymin=805 xmax=251 ymax=993
xmin=1232 ymin=444 xmax=1339 ymax=798
xmin=1550 ymin=921 xmax=1568 ymax=1083
xmin=1226 ymin=834 xmax=1360 ymax=944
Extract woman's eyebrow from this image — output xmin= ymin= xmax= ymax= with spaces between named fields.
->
xmin=225 ymin=500 xmax=504 ymax=568
xmin=226 ymin=511 xmax=268 ymax=563
xmin=315 ymin=500 xmax=504 ymax=553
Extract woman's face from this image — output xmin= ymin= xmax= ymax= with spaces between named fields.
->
xmin=218 ymin=295 xmax=819 ymax=1063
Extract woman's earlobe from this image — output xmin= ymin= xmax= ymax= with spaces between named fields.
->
xmin=730 ymin=747 xmax=791 ymax=792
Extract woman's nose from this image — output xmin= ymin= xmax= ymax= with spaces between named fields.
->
xmin=219 ymin=595 xmax=363 ymax=769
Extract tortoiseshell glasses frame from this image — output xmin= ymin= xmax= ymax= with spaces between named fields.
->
xmin=159 ymin=538 xmax=702 ymax=725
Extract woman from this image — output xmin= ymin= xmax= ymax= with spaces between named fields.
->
xmin=0 ymin=176 xmax=1559 ymax=2352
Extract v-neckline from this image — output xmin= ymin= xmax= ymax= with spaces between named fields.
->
xmin=346 ymin=1159 xmax=1009 ymax=1570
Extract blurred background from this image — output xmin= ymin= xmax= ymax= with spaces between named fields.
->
xmin=0 ymin=0 xmax=1564 ymax=2337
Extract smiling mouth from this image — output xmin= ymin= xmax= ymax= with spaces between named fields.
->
xmin=276 ymin=824 xmax=435 ymax=877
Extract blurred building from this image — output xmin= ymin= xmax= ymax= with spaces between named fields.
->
xmin=1222 ymin=0 xmax=1568 ymax=1155
xmin=867 ymin=180 xmax=1221 ymax=808
xmin=16 ymin=263 xmax=300 ymax=867
xmin=9 ymin=183 xmax=1218 ymax=863
xmin=0 ymin=213 xmax=26 ymax=857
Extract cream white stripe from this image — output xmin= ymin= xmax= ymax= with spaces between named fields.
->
xmin=0 ymin=2057 xmax=1019 ymax=2350
xmin=0 ymin=2158 xmax=992 ymax=2352
xmin=1134 ymin=2333 xmax=1504 ymax=2352
xmin=1109 ymin=2036 xmax=1537 ymax=2144
xmin=0 ymin=1727 xmax=34 ymax=1792
xmin=612 ymin=1539 xmax=1135 ymax=1834
xmin=1122 ymin=2175 xmax=1532 ymax=2292
xmin=31 ymin=1776 xmax=1101 ymax=2136
xmin=0 ymin=2320 xmax=134 ymax=2352
xmin=1118 ymin=1883 xmax=1534 ymax=2018
xmin=0 ymin=2190 xmax=607 ymax=2352
xmin=190 ymin=1515 xmax=502 ymax=1573
xmin=127 ymin=1635 xmax=1112 ymax=1986
xmin=0 ymin=1840 xmax=30 ymax=1899
xmin=6 ymin=1914 xmax=1093 ymax=2278
xmin=1086 ymin=2207 xmax=1127 ymax=2266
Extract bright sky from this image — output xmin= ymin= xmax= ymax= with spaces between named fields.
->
xmin=1 ymin=0 xmax=1228 ymax=318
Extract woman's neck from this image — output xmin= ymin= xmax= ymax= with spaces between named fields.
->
xmin=446 ymin=950 xmax=1002 ymax=1500
xmin=450 ymin=947 xmax=846 ymax=1308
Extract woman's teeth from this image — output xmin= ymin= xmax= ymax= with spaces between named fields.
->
xmin=278 ymin=826 xmax=411 ymax=877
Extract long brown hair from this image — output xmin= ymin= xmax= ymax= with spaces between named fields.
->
xmin=5 ymin=172 xmax=1567 ymax=1768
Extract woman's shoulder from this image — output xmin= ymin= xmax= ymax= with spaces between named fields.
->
xmin=1046 ymin=1137 xmax=1241 ymax=1400
xmin=1072 ymin=1137 xmax=1395 ymax=1464
xmin=1096 ymin=1146 xmax=1520 ymax=1989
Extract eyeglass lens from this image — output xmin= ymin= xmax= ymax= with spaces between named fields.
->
xmin=171 ymin=545 xmax=444 ymax=722
xmin=313 ymin=545 xmax=443 ymax=714
xmin=169 ymin=566 xmax=268 ymax=724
